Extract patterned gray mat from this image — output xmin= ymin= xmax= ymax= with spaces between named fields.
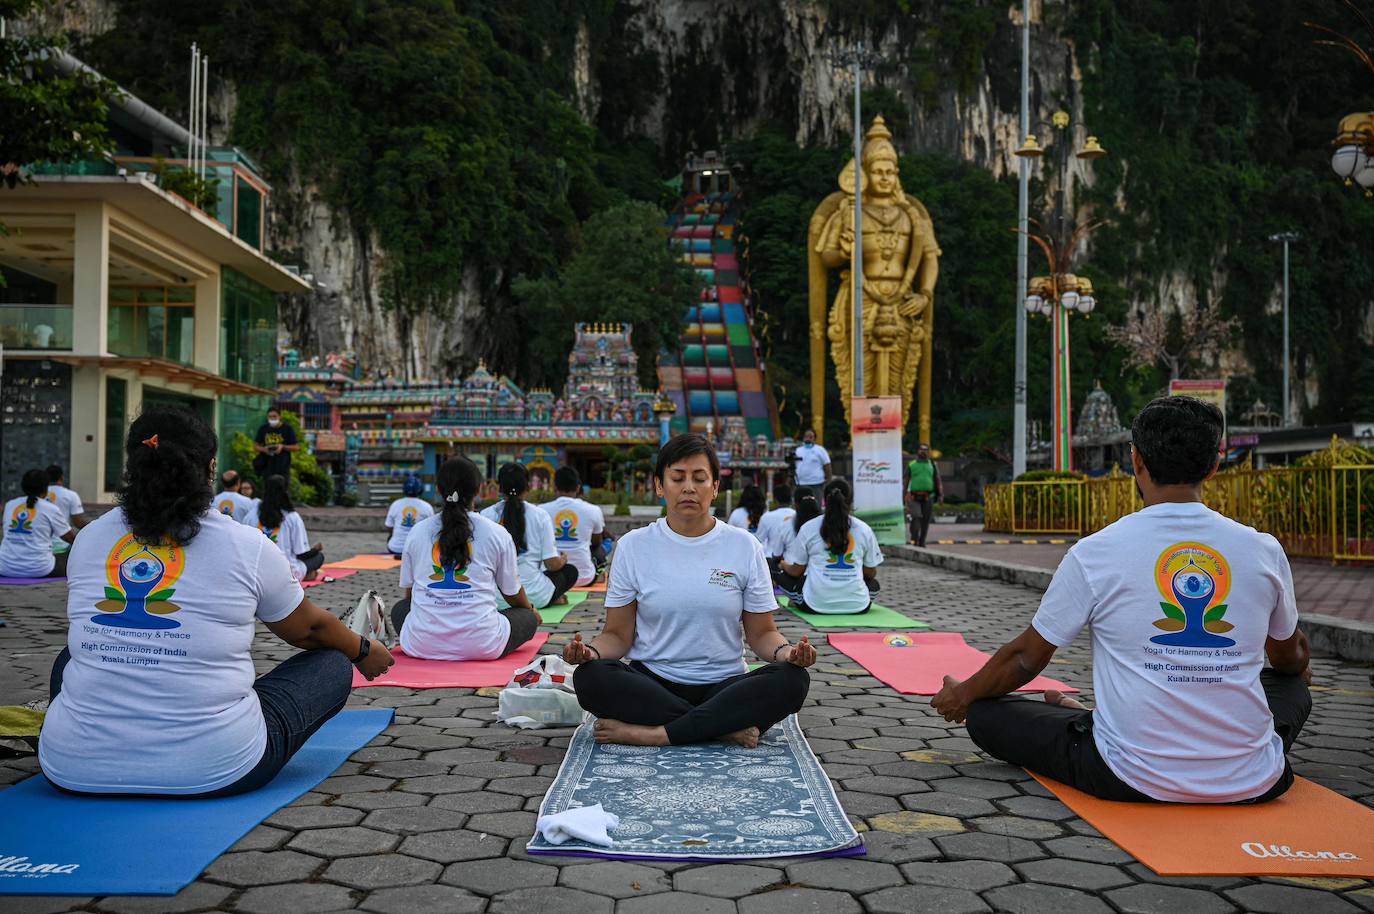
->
xmin=527 ymin=714 xmax=863 ymax=860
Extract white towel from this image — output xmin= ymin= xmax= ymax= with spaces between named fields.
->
xmin=536 ymin=803 xmax=621 ymax=847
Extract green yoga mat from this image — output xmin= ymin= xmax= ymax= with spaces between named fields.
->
xmin=778 ymin=595 xmax=928 ymax=629
xmin=538 ymin=589 xmax=591 ymax=624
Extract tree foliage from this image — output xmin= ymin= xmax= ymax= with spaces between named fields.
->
xmin=509 ymin=201 xmax=700 ymax=391
xmin=0 ymin=0 xmax=117 ymax=186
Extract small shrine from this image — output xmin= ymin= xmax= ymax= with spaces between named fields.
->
xmin=1070 ymin=381 xmax=1131 ymax=474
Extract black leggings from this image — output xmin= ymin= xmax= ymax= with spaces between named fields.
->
xmin=965 ymin=668 xmax=1312 ymax=803
xmin=909 ymin=493 xmax=933 ymax=546
xmin=390 ymin=597 xmax=539 ymax=657
xmin=573 ymin=659 xmax=809 ymax=745
xmin=50 ymin=551 xmax=69 ymax=577
xmin=543 ymin=564 xmax=578 ymax=604
xmin=295 ymin=548 xmax=325 ymax=575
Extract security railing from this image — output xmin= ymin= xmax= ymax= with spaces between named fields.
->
xmin=985 ymin=440 xmax=1372 ymax=562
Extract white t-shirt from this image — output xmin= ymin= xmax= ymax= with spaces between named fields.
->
xmin=1031 ymin=502 xmax=1299 ymax=803
xmin=45 ymin=484 xmax=85 ymax=549
xmin=386 ymin=497 xmax=436 ymax=554
xmin=399 ymin=512 xmax=521 ymax=660
xmin=40 ymin=509 xmax=303 ymax=794
xmin=784 ymin=515 xmax=882 ymax=614
xmin=606 ymin=518 xmax=777 ymax=685
xmin=244 ymin=505 xmax=312 ymax=581
xmin=0 ymin=497 xmax=70 ymax=577
xmin=213 ymin=491 xmax=255 ymax=523
xmin=757 ymin=507 xmax=795 ymax=557
xmin=726 ymin=506 xmax=764 ymax=536
xmin=480 ymin=499 xmax=558 ymax=609
xmin=794 ymin=444 xmax=831 ymax=485
xmin=542 ymin=495 xmax=605 ymax=586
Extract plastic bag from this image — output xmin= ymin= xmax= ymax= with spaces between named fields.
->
xmin=497 ymin=654 xmax=584 ymax=729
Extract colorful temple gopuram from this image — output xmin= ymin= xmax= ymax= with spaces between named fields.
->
xmin=275 ymin=323 xmax=667 ymax=503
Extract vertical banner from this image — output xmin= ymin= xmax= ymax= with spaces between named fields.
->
xmin=851 ymin=396 xmax=905 ymax=545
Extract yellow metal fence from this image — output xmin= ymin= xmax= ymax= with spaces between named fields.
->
xmin=985 ymin=464 xmax=1373 ymax=562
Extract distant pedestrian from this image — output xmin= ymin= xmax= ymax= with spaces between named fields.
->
xmin=253 ymin=408 xmax=299 ymax=481
xmin=906 ymin=443 xmax=942 ymax=547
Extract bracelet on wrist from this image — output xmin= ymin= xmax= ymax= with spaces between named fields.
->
xmin=772 ymin=643 xmax=788 ymax=661
xmin=587 ymin=644 xmax=601 ymax=660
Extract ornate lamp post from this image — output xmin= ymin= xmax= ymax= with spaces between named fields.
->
xmin=1014 ymin=111 xmax=1106 ymax=472
xmin=653 ymin=394 xmax=677 ymax=449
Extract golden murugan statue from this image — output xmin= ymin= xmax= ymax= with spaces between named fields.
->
xmin=807 ymin=115 xmax=940 ymax=439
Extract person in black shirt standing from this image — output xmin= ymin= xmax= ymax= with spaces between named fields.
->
xmin=253 ymin=408 xmax=299 ymax=481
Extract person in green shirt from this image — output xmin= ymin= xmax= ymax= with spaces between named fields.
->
xmin=906 ymin=443 xmax=942 ymax=547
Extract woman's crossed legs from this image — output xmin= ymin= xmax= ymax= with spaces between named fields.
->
xmin=572 ymin=659 xmax=809 ymax=747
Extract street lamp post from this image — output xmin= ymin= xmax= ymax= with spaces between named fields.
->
xmin=826 ymin=42 xmax=884 ymax=400
xmin=1014 ymin=113 xmax=1107 ymax=472
xmin=1268 ymin=232 xmax=1300 ymax=427
xmin=1013 ymin=0 xmax=1031 ymax=479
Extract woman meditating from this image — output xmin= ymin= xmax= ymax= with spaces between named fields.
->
xmin=39 ymin=406 xmax=393 ymax=797
xmin=0 ymin=468 xmax=75 ymax=578
xmin=565 ymin=433 xmax=816 ymax=748
xmin=727 ymin=483 xmax=767 ymax=537
xmin=392 ymin=456 xmax=540 ymax=660
xmin=245 ymin=475 xmax=326 ymax=582
xmin=780 ymin=477 xmax=882 ymax=614
xmin=771 ymin=486 xmax=819 ymax=592
xmin=480 ymin=462 xmax=578 ymax=608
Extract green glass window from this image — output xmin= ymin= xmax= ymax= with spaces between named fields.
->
xmin=107 ymin=286 xmax=195 ymax=363
xmin=235 ymin=177 xmax=262 ymax=249
xmin=220 ymin=267 xmax=278 ymax=390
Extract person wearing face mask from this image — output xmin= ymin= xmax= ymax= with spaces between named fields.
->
xmin=793 ymin=428 xmax=832 ymax=489
xmin=562 ymin=434 xmax=816 ymax=748
xmin=253 ymin=408 xmax=299 ymax=482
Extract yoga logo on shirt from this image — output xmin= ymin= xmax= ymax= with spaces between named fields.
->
xmin=553 ymin=509 xmax=579 ymax=542
xmin=400 ymin=507 xmax=419 ymax=528
xmin=257 ymin=522 xmax=280 ymax=543
xmin=824 ymin=533 xmax=857 ymax=570
xmin=427 ymin=540 xmax=471 ymax=591
xmin=45 ymin=492 xmax=59 ymax=503
xmin=1150 ymin=541 xmax=1235 ymax=648
xmin=93 ymin=534 xmax=185 ymax=629
xmin=217 ymin=498 xmax=236 ymax=515
xmin=7 ymin=503 xmax=35 ymax=536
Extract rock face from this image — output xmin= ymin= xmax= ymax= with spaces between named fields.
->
xmin=56 ymin=0 xmax=1093 ymax=382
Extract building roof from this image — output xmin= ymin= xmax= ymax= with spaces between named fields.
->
xmin=3 ymin=175 xmax=309 ymax=293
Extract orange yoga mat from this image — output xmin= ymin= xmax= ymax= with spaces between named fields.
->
xmin=1031 ymin=772 xmax=1374 ymax=877
xmin=331 ymin=553 xmax=404 ymax=571
xmin=572 ymin=581 xmax=607 ymax=593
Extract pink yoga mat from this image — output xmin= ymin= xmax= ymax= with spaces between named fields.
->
xmin=352 ymin=633 xmax=550 ymax=688
xmin=300 ymin=567 xmax=359 ymax=589
xmin=828 ymin=631 xmax=1079 ymax=695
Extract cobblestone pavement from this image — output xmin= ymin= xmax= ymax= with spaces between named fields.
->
xmin=4 ymin=531 xmax=1374 ymax=913
xmin=928 ymin=524 xmax=1374 ymax=625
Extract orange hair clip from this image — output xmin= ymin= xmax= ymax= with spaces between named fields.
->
xmin=141 ymin=434 xmax=159 ymax=449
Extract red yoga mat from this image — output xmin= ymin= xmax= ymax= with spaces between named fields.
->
xmin=352 ymin=633 xmax=550 ymax=688
xmin=300 ymin=567 xmax=360 ymax=589
xmin=572 ymin=581 xmax=607 ymax=593
xmin=827 ymin=631 xmax=1078 ymax=695
xmin=1031 ymin=772 xmax=1374 ymax=877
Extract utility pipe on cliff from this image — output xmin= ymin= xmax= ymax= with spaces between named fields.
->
xmin=1013 ymin=0 xmax=1030 ymax=478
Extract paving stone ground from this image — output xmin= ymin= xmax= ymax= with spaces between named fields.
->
xmin=3 ymin=530 xmax=1373 ymax=913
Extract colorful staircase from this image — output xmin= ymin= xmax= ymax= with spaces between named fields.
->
xmin=659 ymin=190 xmax=778 ymax=440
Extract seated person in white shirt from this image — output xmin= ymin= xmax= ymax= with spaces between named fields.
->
xmin=932 ymin=397 xmax=1312 ymax=804
xmin=1 ymin=469 xmax=75 ymax=578
xmin=778 ymin=478 xmax=882 ymax=613
xmin=390 ymin=456 xmax=540 ymax=660
xmin=245 ymin=476 xmax=326 ymax=582
xmin=39 ymin=406 xmax=393 ymax=797
xmin=771 ymin=486 xmax=819 ymax=590
xmin=385 ymin=475 xmax=436 ymax=556
xmin=542 ymin=467 xmax=606 ymax=585
xmin=756 ymin=482 xmax=795 ymax=573
xmin=44 ymin=465 xmax=88 ymax=551
xmin=726 ymin=483 xmax=767 ymax=536
xmin=563 ymin=434 xmax=817 ymax=748
xmin=480 ymin=462 xmax=578 ymax=609
xmin=214 ymin=469 xmax=255 ymax=522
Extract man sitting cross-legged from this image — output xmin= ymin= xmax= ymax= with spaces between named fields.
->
xmin=932 ymin=396 xmax=1312 ymax=804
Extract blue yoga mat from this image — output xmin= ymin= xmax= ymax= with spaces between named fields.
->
xmin=0 ymin=708 xmax=393 ymax=896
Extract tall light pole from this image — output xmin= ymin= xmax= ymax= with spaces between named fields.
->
xmin=826 ymin=43 xmax=883 ymax=399
xmin=1268 ymin=231 xmax=1299 ymax=427
xmin=1013 ymin=0 xmax=1031 ymax=478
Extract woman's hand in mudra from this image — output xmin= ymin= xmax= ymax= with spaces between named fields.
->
xmin=785 ymin=636 xmax=817 ymax=668
xmin=357 ymin=640 xmax=396 ymax=681
xmin=564 ymin=632 xmax=597 ymax=665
